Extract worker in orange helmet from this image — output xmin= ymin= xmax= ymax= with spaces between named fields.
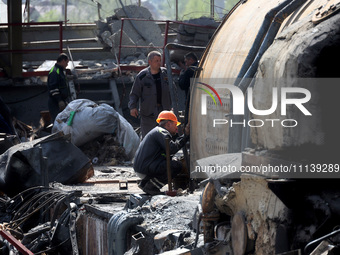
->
xmin=133 ymin=110 xmax=190 ymax=195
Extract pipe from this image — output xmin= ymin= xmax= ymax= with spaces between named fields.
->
xmin=108 ymin=211 xmax=127 ymax=255
xmin=211 ymin=0 xmax=214 ymax=19
xmin=164 ymin=46 xmax=178 ymax=117
xmin=118 ymin=0 xmax=147 ymax=42
xmin=228 ymin=0 xmax=307 ymax=153
xmin=108 ymin=211 xmax=144 ymax=255
xmin=304 ymin=228 xmax=340 ymax=254
xmin=176 ymin=0 xmax=178 ymax=21
xmin=238 ymin=0 xmax=307 ymax=93
xmin=165 ymin=137 xmax=172 ymax=192
xmin=234 ymin=0 xmax=294 ymax=86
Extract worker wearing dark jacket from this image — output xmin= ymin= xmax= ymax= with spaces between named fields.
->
xmin=178 ymin=52 xmax=198 ymax=125
xmin=133 ymin=111 xmax=190 ymax=195
xmin=178 ymin=52 xmax=198 ymax=100
xmin=128 ymin=51 xmax=172 ymax=139
xmin=47 ymin=53 xmax=70 ymax=122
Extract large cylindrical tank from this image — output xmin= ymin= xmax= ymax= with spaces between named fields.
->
xmin=190 ymin=0 xmax=340 ymax=177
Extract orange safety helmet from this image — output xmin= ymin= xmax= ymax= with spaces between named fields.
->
xmin=156 ymin=111 xmax=181 ymax=126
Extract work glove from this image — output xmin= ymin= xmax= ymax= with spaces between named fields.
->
xmin=58 ymin=100 xmax=66 ymax=111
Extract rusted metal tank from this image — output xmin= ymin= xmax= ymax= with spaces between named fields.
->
xmin=190 ymin=0 xmax=340 ymax=177
xmin=188 ymin=1 xmax=340 ymax=253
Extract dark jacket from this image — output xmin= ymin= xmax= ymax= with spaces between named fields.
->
xmin=47 ymin=63 xmax=70 ymax=102
xmin=178 ymin=62 xmax=198 ymax=98
xmin=133 ymin=126 xmax=189 ymax=174
xmin=128 ymin=67 xmax=172 ymax=118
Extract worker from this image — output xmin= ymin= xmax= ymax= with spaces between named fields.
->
xmin=178 ymin=52 xmax=198 ymax=125
xmin=47 ymin=53 xmax=71 ymax=123
xmin=178 ymin=52 xmax=198 ymax=100
xmin=128 ymin=51 xmax=172 ymax=139
xmin=133 ymin=110 xmax=190 ymax=195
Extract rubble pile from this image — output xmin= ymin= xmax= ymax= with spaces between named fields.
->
xmin=171 ymin=17 xmax=219 ymax=62
xmin=109 ymin=193 xmax=202 ymax=255
xmin=176 ymin=17 xmax=219 ymax=46
xmin=0 ymin=187 xmax=82 ymax=254
xmin=79 ymin=134 xmax=128 ymax=166
xmin=97 ymin=5 xmax=163 ymax=60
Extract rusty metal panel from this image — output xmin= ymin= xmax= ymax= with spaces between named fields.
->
xmin=77 ymin=214 xmax=109 ymax=255
xmin=0 ymin=230 xmax=34 ymax=255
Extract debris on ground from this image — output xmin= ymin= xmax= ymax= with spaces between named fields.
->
xmin=109 ymin=192 xmax=202 ymax=255
xmin=0 ymin=187 xmax=82 ymax=254
xmin=0 ymin=132 xmax=93 ymax=196
xmin=52 ymin=99 xmax=140 ymax=160
xmin=79 ymin=134 xmax=129 ymax=166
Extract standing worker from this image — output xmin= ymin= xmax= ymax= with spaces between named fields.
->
xmin=178 ymin=52 xmax=198 ymax=100
xmin=133 ymin=110 xmax=190 ymax=195
xmin=178 ymin=52 xmax=198 ymax=125
xmin=47 ymin=53 xmax=71 ymax=123
xmin=128 ymin=51 xmax=172 ymax=139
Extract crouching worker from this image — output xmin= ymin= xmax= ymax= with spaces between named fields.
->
xmin=133 ymin=110 xmax=190 ymax=195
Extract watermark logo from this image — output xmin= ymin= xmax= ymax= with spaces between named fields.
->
xmin=198 ymin=83 xmax=311 ymax=116
xmin=197 ymin=81 xmax=312 ymax=128
xmin=197 ymin=82 xmax=222 ymax=115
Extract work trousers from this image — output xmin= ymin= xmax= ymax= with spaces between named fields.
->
xmin=140 ymin=105 xmax=164 ymax=139
xmin=140 ymin=159 xmax=183 ymax=189
xmin=48 ymin=96 xmax=60 ymax=123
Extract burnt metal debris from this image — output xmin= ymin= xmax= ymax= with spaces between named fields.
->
xmin=0 ymin=187 xmax=81 ymax=254
xmin=0 ymin=132 xmax=94 ymax=197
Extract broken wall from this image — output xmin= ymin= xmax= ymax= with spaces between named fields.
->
xmin=98 ymin=5 xmax=164 ymax=59
xmin=171 ymin=17 xmax=219 ymax=62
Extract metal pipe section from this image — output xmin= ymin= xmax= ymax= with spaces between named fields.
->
xmin=228 ymin=0 xmax=307 ymax=153
xmin=211 ymin=0 xmax=214 ymax=19
xmin=119 ymin=0 xmax=147 ymax=41
xmin=234 ymin=0 xmax=293 ymax=85
xmin=304 ymin=228 xmax=340 ymax=254
xmin=162 ymin=20 xmax=170 ymax=67
xmin=108 ymin=211 xmax=144 ymax=255
xmin=64 ymin=0 xmax=67 ymax=26
xmin=118 ymin=18 xmax=125 ymax=64
xmin=165 ymin=137 xmax=173 ymax=192
xmin=238 ymin=0 xmax=307 ymax=92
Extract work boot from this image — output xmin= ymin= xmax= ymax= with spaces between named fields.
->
xmin=137 ymin=179 xmax=148 ymax=190
xmin=141 ymin=180 xmax=163 ymax=196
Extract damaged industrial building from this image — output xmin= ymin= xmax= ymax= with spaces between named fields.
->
xmin=1 ymin=0 xmax=340 ymax=254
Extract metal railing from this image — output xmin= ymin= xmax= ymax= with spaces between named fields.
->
xmin=0 ymin=19 xmax=216 ymax=77
xmin=0 ymin=21 xmax=63 ymax=54
xmin=0 ymin=21 xmax=63 ymax=77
